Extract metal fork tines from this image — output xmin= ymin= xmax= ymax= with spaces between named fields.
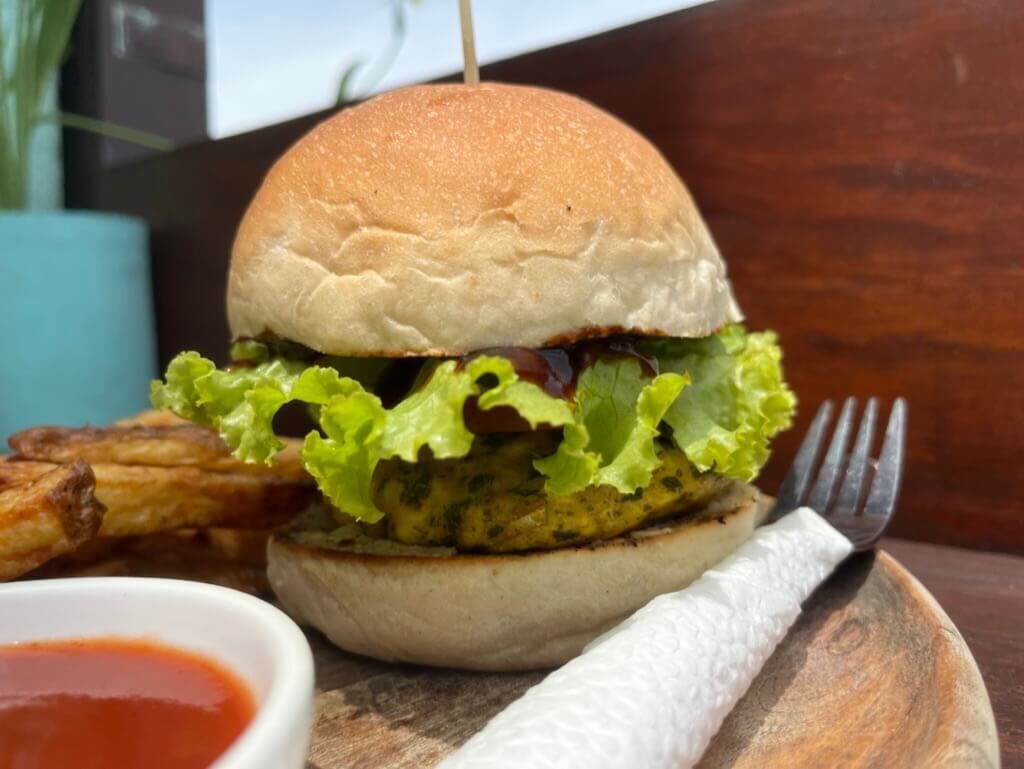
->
xmin=768 ymin=397 xmax=907 ymax=551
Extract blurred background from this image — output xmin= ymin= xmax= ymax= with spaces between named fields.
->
xmin=2 ymin=0 xmax=1022 ymax=557
xmin=59 ymin=0 xmax=710 ymax=171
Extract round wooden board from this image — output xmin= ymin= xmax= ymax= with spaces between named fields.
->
xmin=305 ymin=551 xmax=999 ymax=769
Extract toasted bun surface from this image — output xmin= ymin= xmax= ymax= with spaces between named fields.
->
xmin=229 ymin=82 xmax=742 ymax=356
xmin=267 ymin=484 xmax=766 ymax=671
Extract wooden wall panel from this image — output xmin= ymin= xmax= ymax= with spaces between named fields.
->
xmin=98 ymin=0 xmax=1024 ymax=553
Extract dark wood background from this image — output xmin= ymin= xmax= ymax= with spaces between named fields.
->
xmin=96 ymin=0 xmax=1024 ymax=554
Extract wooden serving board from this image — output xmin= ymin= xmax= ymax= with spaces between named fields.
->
xmin=305 ymin=551 xmax=999 ymax=768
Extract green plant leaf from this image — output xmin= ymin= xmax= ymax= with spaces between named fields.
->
xmin=50 ymin=111 xmax=174 ymax=151
xmin=1 ymin=0 xmax=82 ymax=208
xmin=335 ymin=59 xmax=366 ymax=104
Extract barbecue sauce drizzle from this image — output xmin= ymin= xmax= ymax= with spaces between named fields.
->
xmin=231 ymin=334 xmax=660 ymax=408
xmin=456 ymin=338 xmax=659 ymax=433
xmin=458 ymin=337 xmax=658 ymax=401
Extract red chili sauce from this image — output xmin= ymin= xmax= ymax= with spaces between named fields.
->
xmin=0 ymin=637 xmax=256 ymax=769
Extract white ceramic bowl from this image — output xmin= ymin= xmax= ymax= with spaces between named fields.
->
xmin=0 ymin=577 xmax=314 ymax=769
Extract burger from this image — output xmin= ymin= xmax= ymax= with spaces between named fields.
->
xmin=151 ymin=83 xmax=795 ymax=671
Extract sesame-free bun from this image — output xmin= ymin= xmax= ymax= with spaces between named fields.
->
xmin=266 ymin=483 xmax=766 ymax=672
xmin=228 ymin=82 xmax=742 ymax=356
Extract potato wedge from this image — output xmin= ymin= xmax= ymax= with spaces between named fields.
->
xmin=0 ymin=459 xmax=104 ymax=581
xmin=114 ymin=409 xmax=189 ymax=428
xmin=89 ymin=463 xmax=313 ymax=536
xmin=9 ymin=424 xmax=309 ymax=483
xmin=0 ymin=457 xmax=51 ymax=489
xmin=1 ymin=459 xmax=311 ymax=539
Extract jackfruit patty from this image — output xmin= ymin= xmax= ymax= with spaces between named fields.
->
xmin=363 ymin=432 xmax=729 ymax=552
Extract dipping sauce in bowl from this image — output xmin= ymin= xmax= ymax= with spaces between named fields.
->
xmin=0 ymin=637 xmax=257 ymax=769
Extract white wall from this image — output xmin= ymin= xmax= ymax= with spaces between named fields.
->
xmin=206 ymin=0 xmax=713 ymax=138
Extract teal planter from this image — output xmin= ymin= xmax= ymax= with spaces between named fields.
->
xmin=0 ymin=212 xmax=156 ymax=438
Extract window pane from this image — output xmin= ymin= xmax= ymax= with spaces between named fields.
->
xmin=206 ymin=0 xmax=713 ymax=138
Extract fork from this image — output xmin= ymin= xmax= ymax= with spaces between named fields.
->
xmin=766 ymin=397 xmax=907 ymax=550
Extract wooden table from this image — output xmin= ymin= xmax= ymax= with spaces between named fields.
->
xmin=882 ymin=539 xmax=1024 ymax=768
xmin=307 ymin=538 xmax=1023 ymax=768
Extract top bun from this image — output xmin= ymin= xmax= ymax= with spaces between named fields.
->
xmin=228 ymin=82 xmax=742 ymax=356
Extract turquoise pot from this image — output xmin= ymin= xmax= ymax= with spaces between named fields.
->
xmin=0 ymin=211 xmax=156 ymax=437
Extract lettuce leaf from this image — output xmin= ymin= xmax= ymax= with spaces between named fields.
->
xmin=152 ymin=354 xmax=574 ymax=522
xmin=150 ymin=355 xmax=354 ymax=464
xmin=535 ymin=362 xmax=688 ymax=495
xmin=151 ymin=326 xmax=795 ymax=523
xmin=533 ymin=422 xmax=599 ymax=496
xmin=306 ymin=358 xmax=577 ymax=522
xmin=650 ymin=327 xmax=796 ymax=481
xmin=594 ymin=370 xmax=689 ymax=492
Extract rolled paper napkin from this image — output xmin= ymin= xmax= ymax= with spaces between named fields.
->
xmin=439 ymin=507 xmax=853 ymax=769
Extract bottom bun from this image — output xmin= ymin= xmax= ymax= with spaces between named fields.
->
xmin=267 ymin=482 xmax=769 ymax=671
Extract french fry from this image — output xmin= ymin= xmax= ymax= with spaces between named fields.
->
xmin=3 ymin=411 xmax=312 ymax=586
xmin=0 ymin=459 xmax=104 ymax=581
xmin=0 ymin=459 xmax=312 ymax=539
xmin=40 ymin=532 xmax=121 ymax=567
xmin=0 ymin=457 xmax=50 ymax=489
xmin=114 ymin=409 xmax=189 ymax=428
xmin=9 ymin=424 xmax=310 ymax=483
xmin=91 ymin=463 xmax=313 ymax=536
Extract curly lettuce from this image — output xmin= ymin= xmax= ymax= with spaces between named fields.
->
xmin=151 ymin=326 xmax=795 ymax=522
xmin=536 ymin=363 xmax=687 ymax=495
xmin=644 ymin=327 xmax=797 ymax=481
xmin=153 ymin=355 xmax=574 ymax=522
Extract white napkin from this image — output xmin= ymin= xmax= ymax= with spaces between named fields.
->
xmin=439 ymin=507 xmax=853 ymax=769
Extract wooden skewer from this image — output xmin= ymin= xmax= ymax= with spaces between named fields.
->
xmin=458 ymin=0 xmax=480 ymax=85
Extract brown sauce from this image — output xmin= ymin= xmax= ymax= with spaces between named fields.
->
xmin=459 ymin=337 xmax=659 ymax=433
xmin=460 ymin=347 xmax=576 ymax=399
xmin=460 ymin=336 xmax=658 ymax=401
